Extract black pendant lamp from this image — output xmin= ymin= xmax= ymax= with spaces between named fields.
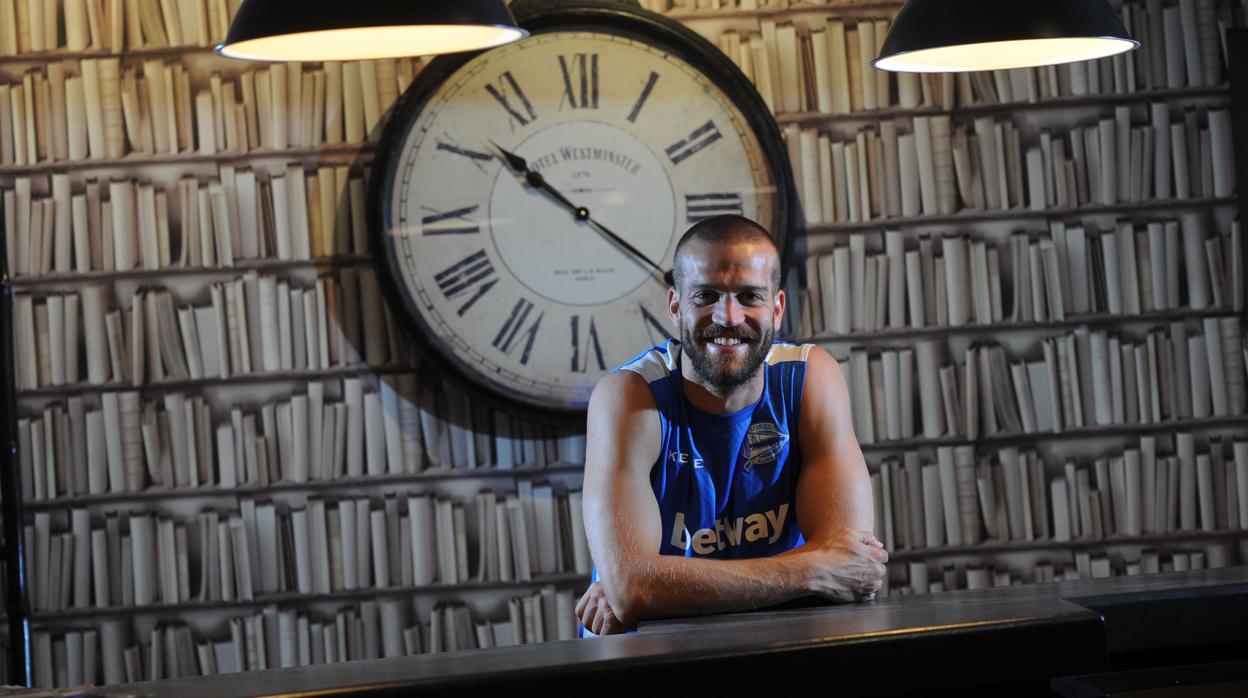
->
xmin=874 ymin=0 xmax=1138 ymax=73
xmin=215 ymin=0 xmax=527 ymax=62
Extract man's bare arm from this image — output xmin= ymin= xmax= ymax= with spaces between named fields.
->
xmin=583 ymin=371 xmax=813 ymax=628
xmin=781 ymin=346 xmax=887 ymax=600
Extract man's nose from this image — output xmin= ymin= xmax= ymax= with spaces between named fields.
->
xmin=712 ymin=294 xmax=745 ymax=326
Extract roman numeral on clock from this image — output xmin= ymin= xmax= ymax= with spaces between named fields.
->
xmin=685 ymin=193 xmax=743 ymax=223
xmin=639 ymin=304 xmax=673 ymax=345
xmin=484 ymin=71 xmax=537 ymax=128
xmin=434 ymin=250 xmax=497 ymax=316
xmin=665 ymin=120 xmax=722 ymax=165
xmin=558 ymin=53 xmax=599 ymax=110
xmin=422 ymin=206 xmax=480 ymax=236
xmin=570 ymin=315 xmax=605 ymax=373
xmin=627 ymin=71 xmax=660 ymax=123
xmin=436 ymin=141 xmax=494 ymax=171
xmin=493 ymin=298 xmax=544 ymax=365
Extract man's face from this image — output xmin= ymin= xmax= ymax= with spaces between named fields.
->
xmin=667 ymin=240 xmax=785 ymax=393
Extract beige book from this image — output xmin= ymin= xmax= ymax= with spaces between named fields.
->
xmin=222 ymin=80 xmax=240 ymax=152
xmin=0 ymin=85 xmax=13 ymax=164
xmin=323 ymin=62 xmax=344 ymax=145
xmin=317 ymin=166 xmax=336 ymax=256
xmin=299 ymin=71 xmax=315 ymax=148
xmin=47 ymin=64 xmax=69 ymax=162
xmin=173 ymin=64 xmax=191 ymax=153
xmin=310 ymin=70 xmax=326 ymax=147
xmin=143 ymin=60 xmax=171 ymax=153
xmin=339 ymin=62 xmax=364 ymax=144
xmin=286 ymin=164 xmax=311 ymax=259
xmin=268 ymin=64 xmax=288 ymax=149
xmin=10 ymin=85 xmax=28 ymax=166
xmin=359 ymin=60 xmax=383 ymax=139
xmin=239 ymin=70 xmax=259 ymax=149
xmin=845 ymin=26 xmax=862 ymax=112
xmin=0 ymin=0 xmax=16 ymax=55
xmin=14 ymin=0 xmax=29 ymax=53
xmin=158 ymin=0 xmax=182 ymax=45
xmin=376 ymin=58 xmax=398 ymax=115
xmin=209 ymin=74 xmax=224 ymax=148
xmin=195 ymin=90 xmax=216 ymax=154
xmin=857 ymin=21 xmax=877 ymax=111
xmin=107 ymin=0 xmax=123 ymax=52
xmin=27 ymin=0 xmax=43 ymax=52
xmin=774 ymin=23 xmax=801 ymax=114
xmin=282 ymin=61 xmax=300 ymax=148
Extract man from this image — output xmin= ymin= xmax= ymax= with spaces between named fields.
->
xmin=576 ymin=215 xmax=887 ymax=637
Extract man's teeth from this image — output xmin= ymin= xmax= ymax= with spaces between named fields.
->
xmin=712 ymin=337 xmax=742 ymax=346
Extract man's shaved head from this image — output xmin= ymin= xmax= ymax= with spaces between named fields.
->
xmin=671 ymin=215 xmax=782 ymax=293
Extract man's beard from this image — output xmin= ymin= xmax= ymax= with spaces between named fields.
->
xmin=680 ymin=319 xmax=775 ymax=394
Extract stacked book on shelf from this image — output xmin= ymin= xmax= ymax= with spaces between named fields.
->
xmin=871 ymin=434 xmax=1248 ymax=556
xmin=781 ymin=102 xmax=1235 ymax=227
xmin=12 ymin=268 xmax=403 ymax=392
xmin=843 ymin=318 xmax=1248 ymax=445
xmin=800 ymin=213 xmax=1243 ymax=338
xmin=24 ymin=485 xmax=592 ymax=615
xmin=3 ymin=164 xmax=375 ymax=281
xmin=897 ymin=540 xmax=1238 ymax=596
xmin=29 ymin=588 xmax=579 ymax=688
xmin=0 ymin=56 xmax=411 ymax=168
xmin=670 ymin=0 xmax=1237 ymax=117
xmin=0 ymin=0 xmax=242 ymax=55
xmin=18 ymin=376 xmax=588 ymax=503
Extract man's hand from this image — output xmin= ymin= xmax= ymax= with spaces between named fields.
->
xmin=790 ymin=529 xmax=888 ymax=603
xmin=576 ymin=581 xmax=636 ymax=635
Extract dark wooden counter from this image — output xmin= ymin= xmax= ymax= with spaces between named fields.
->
xmin=95 ymin=567 xmax=1248 ymax=697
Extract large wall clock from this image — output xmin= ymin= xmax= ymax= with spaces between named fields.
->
xmin=369 ymin=0 xmax=795 ymax=416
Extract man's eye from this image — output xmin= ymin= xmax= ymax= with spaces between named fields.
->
xmin=695 ymin=291 xmax=718 ymax=302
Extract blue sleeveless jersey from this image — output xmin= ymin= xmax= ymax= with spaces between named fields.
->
xmin=580 ymin=339 xmax=811 ymax=637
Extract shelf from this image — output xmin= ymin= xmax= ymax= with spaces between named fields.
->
xmin=16 ymin=363 xmax=414 ymax=401
xmin=860 ymin=414 xmax=1248 ymax=454
xmin=887 ymin=528 xmax=1248 ymax=563
xmin=665 ymin=0 xmax=904 ymax=21
xmin=11 ymin=255 xmax=372 ymax=289
xmin=776 ymin=85 xmax=1231 ymax=128
xmin=28 ymin=572 xmax=592 ymax=624
xmin=0 ymin=44 xmax=215 ymax=66
xmin=0 ymin=142 xmax=374 ymax=177
xmin=25 ymin=464 xmax=587 ymax=511
xmin=797 ymin=307 xmax=1243 ymax=345
xmin=801 ymin=195 xmax=1239 ymax=234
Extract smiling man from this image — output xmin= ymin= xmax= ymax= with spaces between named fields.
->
xmin=576 ymin=214 xmax=888 ymax=637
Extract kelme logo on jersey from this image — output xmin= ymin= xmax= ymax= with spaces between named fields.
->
xmin=742 ymin=422 xmax=789 ymax=471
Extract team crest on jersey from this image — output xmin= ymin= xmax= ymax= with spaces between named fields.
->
xmin=742 ymin=422 xmax=789 ymax=471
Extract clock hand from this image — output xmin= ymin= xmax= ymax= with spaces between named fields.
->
xmin=584 ymin=216 xmax=674 ymax=286
xmin=490 ymin=141 xmax=673 ymax=285
xmin=490 ymin=142 xmax=586 ymax=217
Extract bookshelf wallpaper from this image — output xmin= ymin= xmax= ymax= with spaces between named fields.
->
xmin=3 ymin=0 xmax=1247 ymax=689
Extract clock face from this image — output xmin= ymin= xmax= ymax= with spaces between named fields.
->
xmin=375 ymin=26 xmax=784 ymax=413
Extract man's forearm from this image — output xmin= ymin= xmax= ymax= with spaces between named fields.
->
xmin=606 ymin=551 xmax=811 ymax=627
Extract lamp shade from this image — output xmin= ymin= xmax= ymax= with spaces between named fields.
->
xmin=215 ymin=0 xmax=528 ymax=62
xmin=873 ymin=0 xmax=1138 ymax=73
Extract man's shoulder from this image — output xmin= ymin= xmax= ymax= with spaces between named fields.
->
xmin=765 ymin=341 xmax=815 ymax=366
xmin=614 ymin=340 xmax=681 ymax=385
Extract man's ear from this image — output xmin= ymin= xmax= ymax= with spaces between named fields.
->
xmin=667 ymin=286 xmax=680 ymax=326
xmin=773 ymin=289 xmax=786 ymax=331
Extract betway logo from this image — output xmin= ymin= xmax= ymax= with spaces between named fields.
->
xmin=670 ymin=504 xmax=790 ymax=555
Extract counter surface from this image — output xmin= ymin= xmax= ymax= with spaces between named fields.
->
xmin=95 ymin=567 xmax=1248 ymax=696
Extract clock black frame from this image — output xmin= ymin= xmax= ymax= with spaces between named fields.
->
xmin=368 ymin=0 xmax=798 ymax=420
